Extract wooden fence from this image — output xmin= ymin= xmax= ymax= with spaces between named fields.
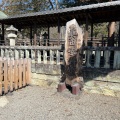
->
xmin=0 ymin=58 xmax=31 ymax=95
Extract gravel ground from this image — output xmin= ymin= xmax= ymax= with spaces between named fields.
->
xmin=0 ymin=85 xmax=120 ymax=120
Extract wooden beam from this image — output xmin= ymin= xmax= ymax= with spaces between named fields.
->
xmin=118 ymin=22 xmax=120 ymax=47
xmin=91 ymin=23 xmax=93 ymax=46
xmin=30 ymin=26 xmax=32 ymax=45
xmin=84 ymin=16 xmax=89 ymax=46
xmin=48 ymin=25 xmax=50 ymax=46
xmin=58 ymin=16 xmax=60 ymax=45
xmin=2 ymin=24 xmax=4 ymax=40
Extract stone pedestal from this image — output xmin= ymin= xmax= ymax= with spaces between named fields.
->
xmin=72 ymin=83 xmax=80 ymax=95
xmin=10 ymin=38 xmax=15 ymax=46
xmin=57 ymin=82 xmax=66 ymax=92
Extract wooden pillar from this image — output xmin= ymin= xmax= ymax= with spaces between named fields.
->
xmin=108 ymin=22 xmax=115 ymax=47
xmin=84 ymin=16 xmax=88 ymax=46
xmin=30 ymin=26 xmax=32 ymax=45
xmin=91 ymin=23 xmax=93 ymax=46
xmin=2 ymin=24 xmax=4 ymax=41
xmin=48 ymin=25 xmax=50 ymax=46
xmin=118 ymin=22 xmax=120 ymax=47
xmin=33 ymin=23 xmax=37 ymax=45
xmin=58 ymin=16 xmax=60 ymax=45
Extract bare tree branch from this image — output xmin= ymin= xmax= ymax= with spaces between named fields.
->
xmin=48 ymin=0 xmax=54 ymax=10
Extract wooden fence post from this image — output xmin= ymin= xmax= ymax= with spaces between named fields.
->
xmin=0 ymin=61 xmax=2 ymax=95
xmin=19 ymin=59 xmax=22 ymax=88
xmin=14 ymin=60 xmax=18 ymax=89
xmin=27 ymin=59 xmax=31 ymax=84
xmin=23 ymin=59 xmax=26 ymax=86
xmin=10 ymin=60 xmax=14 ymax=91
xmin=4 ymin=60 xmax=8 ymax=93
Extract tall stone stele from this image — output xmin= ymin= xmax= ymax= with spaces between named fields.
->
xmin=6 ymin=25 xmax=18 ymax=46
xmin=64 ymin=19 xmax=84 ymax=86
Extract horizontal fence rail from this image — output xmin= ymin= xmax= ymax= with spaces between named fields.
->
xmin=0 ymin=58 xmax=31 ymax=95
xmin=83 ymin=47 xmax=120 ymax=69
xmin=0 ymin=46 xmax=64 ymax=64
xmin=0 ymin=46 xmax=64 ymax=74
xmin=0 ymin=38 xmax=65 ymax=46
xmin=0 ymin=46 xmax=119 ymax=70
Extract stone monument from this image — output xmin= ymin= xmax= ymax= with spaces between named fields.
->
xmin=58 ymin=19 xmax=84 ymax=94
xmin=6 ymin=25 xmax=18 ymax=46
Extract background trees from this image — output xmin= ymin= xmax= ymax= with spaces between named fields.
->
xmin=0 ymin=0 xmax=118 ymax=40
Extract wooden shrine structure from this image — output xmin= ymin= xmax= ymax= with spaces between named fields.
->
xmin=0 ymin=1 xmax=120 ymax=96
xmin=0 ymin=1 xmax=120 ymax=46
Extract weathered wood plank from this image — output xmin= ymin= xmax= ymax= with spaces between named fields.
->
xmin=0 ymin=61 xmax=2 ymax=95
xmin=23 ymin=59 xmax=26 ymax=86
xmin=14 ymin=60 xmax=19 ymax=89
xmin=10 ymin=60 xmax=13 ymax=91
xmin=27 ymin=59 xmax=31 ymax=84
xmin=18 ymin=59 xmax=22 ymax=88
xmin=4 ymin=60 xmax=8 ymax=94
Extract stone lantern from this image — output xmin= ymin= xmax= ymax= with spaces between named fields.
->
xmin=6 ymin=25 xmax=18 ymax=46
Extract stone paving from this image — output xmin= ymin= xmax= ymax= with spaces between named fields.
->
xmin=0 ymin=86 xmax=120 ymax=120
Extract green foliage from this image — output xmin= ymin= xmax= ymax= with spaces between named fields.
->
xmin=93 ymin=23 xmax=108 ymax=38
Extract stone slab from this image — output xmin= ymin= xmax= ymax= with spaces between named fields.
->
xmin=0 ymin=96 xmax=9 ymax=108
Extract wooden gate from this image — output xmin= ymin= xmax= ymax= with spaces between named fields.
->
xmin=0 ymin=58 xmax=31 ymax=95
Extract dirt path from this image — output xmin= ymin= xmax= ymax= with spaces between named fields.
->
xmin=0 ymin=86 xmax=120 ymax=120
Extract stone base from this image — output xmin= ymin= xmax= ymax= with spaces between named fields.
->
xmin=57 ymin=82 xmax=66 ymax=92
xmin=31 ymin=73 xmax=60 ymax=88
xmin=72 ymin=83 xmax=80 ymax=95
xmin=83 ymin=80 xmax=120 ymax=97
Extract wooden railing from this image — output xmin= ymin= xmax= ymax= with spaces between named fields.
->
xmin=0 ymin=38 xmax=65 ymax=46
xmin=83 ymin=47 xmax=120 ymax=69
xmin=0 ymin=58 xmax=31 ymax=95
